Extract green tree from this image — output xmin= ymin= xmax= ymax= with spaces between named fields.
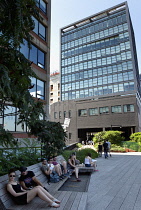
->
xmin=93 ymin=130 xmax=124 ymax=145
xmin=0 ymin=0 xmax=45 ymax=147
xmin=130 ymin=132 xmax=141 ymax=149
xmin=29 ymin=120 xmax=66 ymax=157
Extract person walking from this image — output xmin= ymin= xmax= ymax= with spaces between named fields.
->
xmin=103 ymin=140 xmax=108 ymax=159
xmin=106 ymin=140 xmax=112 ymax=157
xmin=98 ymin=142 xmax=103 ymax=157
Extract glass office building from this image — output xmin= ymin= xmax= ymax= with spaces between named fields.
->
xmin=60 ymin=2 xmax=140 ymax=101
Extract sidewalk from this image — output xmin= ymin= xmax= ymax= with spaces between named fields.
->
xmin=87 ymin=152 xmax=141 ymax=210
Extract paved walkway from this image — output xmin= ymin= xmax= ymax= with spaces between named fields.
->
xmin=87 ymin=152 xmax=141 ymax=210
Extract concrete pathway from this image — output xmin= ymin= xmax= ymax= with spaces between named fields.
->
xmin=87 ymin=152 xmax=141 ymax=210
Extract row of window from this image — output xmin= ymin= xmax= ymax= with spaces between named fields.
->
xmin=29 ymin=77 xmax=45 ymax=100
xmin=61 ymin=82 xmax=134 ymax=100
xmin=54 ymin=104 xmax=134 ymax=119
xmin=62 ymin=50 xmax=132 ymax=73
xmin=62 ymin=61 xmax=133 ymax=82
xmin=78 ymin=104 xmax=134 ymax=116
xmin=62 ymin=41 xmax=130 ymax=71
xmin=62 ymin=23 xmax=128 ymax=52
xmin=32 ymin=16 xmax=46 ymax=41
xmin=20 ymin=39 xmax=45 ymax=69
xmin=62 ymin=72 xmax=134 ymax=91
xmin=62 ymin=12 xmax=126 ymax=43
xmin=62 ymin=36 xmax=129 ymax=64
xmin=62 ymin=38 xmax=130 ymax=64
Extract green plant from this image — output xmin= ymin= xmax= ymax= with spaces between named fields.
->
xmin=76 ymin=143 xmax=83 ymax=148
xmin=62 ymin=148 xmax=98 ymax=164
xmin=93 ymin=130 xmax=125 ymax=145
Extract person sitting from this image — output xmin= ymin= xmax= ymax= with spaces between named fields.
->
xmin=67 ymin=155 xmax=81 ymax=182
xmin=53 ymin=155 xmax=68 ymax=175
xmin=19 ymin=166 xmax=47 ymax=190
xmin=84 ymin=153 xmax=98 ymax=171
xmin=71 ymin=152 xmax=80 ymax=165
xmin=41 ymin=158 xmax=52 ymax=184
xmin=7 ymin=169 xmax=60 ymax=208
xmin=48 ymin=157 xmax=64 ymax=180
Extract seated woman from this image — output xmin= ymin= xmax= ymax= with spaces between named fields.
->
xmin=84 ymin=153 xmax=98 ymax=171
xmin=7 ymin=169 xmax=60 ymax=208
xmin=67 ymin=155 xmax=81 ymax=182
xmin=48 ymin=157 xmax=64 ymax=179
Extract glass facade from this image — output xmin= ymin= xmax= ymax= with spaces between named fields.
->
xmin=20 ymin=39 xmax=45 ymax=69
xmin=61 ymin=6 xmax=136 ymax=101
xmin=29 ymin=77 xmax=45 ymax=100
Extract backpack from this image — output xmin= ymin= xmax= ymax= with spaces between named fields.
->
xmin=50 ymin=172 xmax=60 ymax=183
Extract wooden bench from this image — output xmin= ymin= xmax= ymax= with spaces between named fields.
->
xmin=0 ymin=162 xmax=88 ymax=210
xmin=0 ymin=163 xmax=67 ymax=210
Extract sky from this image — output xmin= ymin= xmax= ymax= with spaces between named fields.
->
xmin=50 ymin=0 xmax=141 ymax=73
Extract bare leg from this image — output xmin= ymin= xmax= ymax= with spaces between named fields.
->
xmin=27 ymin=186 xmax=54 ymax=205
xmin=62 ymin=161 xmax=67 ymax=174
xmin=54 ymin=165 xmax=62 ymax=176
xmin=74 ymin=167 xmax=79 ymax=179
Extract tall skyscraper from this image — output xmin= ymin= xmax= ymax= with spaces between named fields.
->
xmin=50 ymin=2 xmax=141 ymax=143
xmin=61 ymin=2 xmax=140 ymax=101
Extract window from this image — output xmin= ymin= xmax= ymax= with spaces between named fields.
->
xmin=89 ymin=108 xmax=98 ymax=116
xmin=59 ymin=111 xmax=61 ymax=119
xmin=69 ymin=110 xmax=71 ymax=118
xmin=64 ymin=111 xmax=66 ymax=118
xmin=58 ymin=83 xmax=60 ymax=90
xmin=123 ymin=104 xmax=134 ymax=112
xmin=20 ymin=41 xmax=45 ymax=69
xmin=78 ymin=109 xmax=87 ymax=116
xmin=29 ymin=77 xmax=45 ymax=100
xmin=111 ymin=106 xmax=122 ymax=113
xmin=99 ymin=107 xmax=109 ymax=114
xmin=51 ymin=85 xmax=53 ymax=91
xmin=36 ymin=0 xmax=47 ymax=14
xmin=54 ymin=112 xmax=57 ymax=119
xmin=32 ymin=16 xmax=46 ymax=40
xmin=69 ymin=133 xmax=72 ymax=140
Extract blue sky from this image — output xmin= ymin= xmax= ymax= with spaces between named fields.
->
xmin=50 ymin=0 xmax=141 ymax=73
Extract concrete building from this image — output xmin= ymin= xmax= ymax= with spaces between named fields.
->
xmin=50 ymin=72 xmax=60 ymax=104
xmin=2 ymin=0 xmax=51 ymax=139
xmin=50 ymin=2 xmax=141 ymax=144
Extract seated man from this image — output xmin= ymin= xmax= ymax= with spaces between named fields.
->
xmin=19 ymin=166 xmax=47 ymax=191
xmin=41 ymin=158 xmax=52 ymax=184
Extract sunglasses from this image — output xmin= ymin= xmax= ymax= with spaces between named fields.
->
xmin=10 ymin=175 xmax=16 ymax=177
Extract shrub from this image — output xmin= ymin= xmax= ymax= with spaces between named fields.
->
xmin=62 ymin=148 xmax=98 ymax=164
xmin=130 ymin=132 xmax=141 ymax=143
xmin=93 ymin=130 xmax=125 ymax=145
xmin=76 ymin=143 xmax=83 ymax=148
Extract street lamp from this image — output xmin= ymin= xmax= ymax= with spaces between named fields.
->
xmin=111 ymin=125 xmax=122 ymax=130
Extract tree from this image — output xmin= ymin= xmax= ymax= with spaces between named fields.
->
xmin=0 ymin=0 xmax=45 ymax=147
xmin=93 ymin=130 xmax=125 ymax=145
xmin=29 ymin=120 xmax=66 ymax=157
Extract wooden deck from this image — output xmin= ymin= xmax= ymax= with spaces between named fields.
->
xmin=2 ymin=152 xmax=141 ymax=209
xmin=87 ymin=152 xmax=141 ymax=210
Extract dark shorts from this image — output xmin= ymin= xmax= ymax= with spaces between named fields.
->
xmin=85 ymin=164 xmax=91 ymax=167
xmin=15 ymin=193 xmax=27 ymax=205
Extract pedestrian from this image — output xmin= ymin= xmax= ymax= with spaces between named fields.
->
xmin=106 ymin=140 xmax=112 ymax=157
xmin=98 ymin=142 xmax=102 ymax=157
xmin=103 ymin=140 xmax=108 ymax=159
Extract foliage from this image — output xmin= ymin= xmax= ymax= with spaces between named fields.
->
xmin=130 ymin=132 xmax=141 ymax=144
xmin=29 ymin=120 xmax=67 ymax=157
xmin=76 ymin=143 xmax=83 ymax=148
xmin=0 ymin=0 xmax=46 ymax=147
xmin=110 ymin=144 xmax=126 ymax=152
xmin=0 ymin=147 xmax=40 ymax=176
xmin=62 ymin=148 xmax=98 ymax=163
xmin=122 ymin=141 xmax=140 ymax=152
xmin=93 ymin=130 xmax=125 ymax=145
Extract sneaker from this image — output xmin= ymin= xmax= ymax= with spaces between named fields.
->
xmin=76 ymin=178 xmax=81 ymax=182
